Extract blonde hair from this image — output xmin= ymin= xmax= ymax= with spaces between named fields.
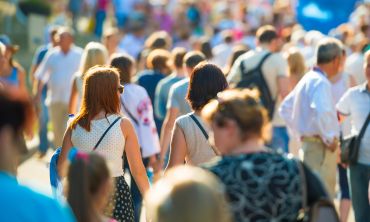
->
xmin=202 ymin=88 xmax=271 ymax=141
xmin=145 ymin=166 xmax=231 ymax=222
xmin=79 ymin=42 xmax=108 ymax=77
xmin=285 ymin=48 xmax=306 ymax=79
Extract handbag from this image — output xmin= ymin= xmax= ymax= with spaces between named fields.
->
xmin=340 ymin=112 xmax=370 ymax=164
xmin=295 ymin=159 xmax=340 ymax=222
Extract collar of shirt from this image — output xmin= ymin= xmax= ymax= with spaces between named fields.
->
xmin=313 ymin=66 xmax=328 ymax=78
xmin=256 ymin=46 xmax=270 ymax=53
xmin=359 ymin=82 xmax=370 ymax=93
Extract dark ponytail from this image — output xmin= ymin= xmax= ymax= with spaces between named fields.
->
xmin=67 ymin=153 xmax=110 ymax=222
xmin=67 ymin=158 xmax=95 ymax=222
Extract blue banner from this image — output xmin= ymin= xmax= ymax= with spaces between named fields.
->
xmin=296 ymin=0 xmax=358 ymax=34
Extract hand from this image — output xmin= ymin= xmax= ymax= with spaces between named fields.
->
xmin=327 ymin=138 xmax=339 ymax=152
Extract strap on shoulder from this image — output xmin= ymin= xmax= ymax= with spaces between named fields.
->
xmin=189 ymin=113 xmax=209 ymax=139
xmin=357 ymin=111 xmax=370 ymax=143
xmin=121 ymin=98 xmax=139 ymax=126
xmin=93 ymin=117 xmax=121 ymax=151
xmin=256 ymin=52 xmax=272 ymax=70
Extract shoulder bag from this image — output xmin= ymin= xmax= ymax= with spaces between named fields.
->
xmin=340 ymin=111 xmax=370 ymax=164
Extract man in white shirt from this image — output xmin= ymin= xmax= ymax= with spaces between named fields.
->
xmin=279 ymin=38 xmax=343 ymax=197
xmin=336 ymin=50 xmax=370 ymax=222
xmin=228 ymin=25 xmax=290 ymax=152
xmin=35 ymin=27 xmax=83 ymax=148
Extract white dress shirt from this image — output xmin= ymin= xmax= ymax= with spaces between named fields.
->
xmin=120 ymin=84 xmax=160 ymax=158
xmin=279 ymin=68 xmax=340 ymax=145
xmin=35 ymin=45 xmax=83 ymax=105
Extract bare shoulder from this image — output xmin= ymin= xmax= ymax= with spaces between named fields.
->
xmin=120 ymin=117 xmax=135 ymax=136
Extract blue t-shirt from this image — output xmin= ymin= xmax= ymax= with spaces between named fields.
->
xmin=0 ymin=172 xmax=75 ymax=222
xmin=154 ymin=74 xmax=184 ymax=121
xmin=135 ymin=70 xmax=166 ymax=131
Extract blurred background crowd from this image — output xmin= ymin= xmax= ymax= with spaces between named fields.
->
xmin=0 ymin=0 xmax=370 ymax=222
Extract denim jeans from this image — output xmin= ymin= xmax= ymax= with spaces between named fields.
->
xmin=269 ymin=126 xmax=290 ymax=153
xmin=38 ymin=87 xmax=49 ymax=153
xmin=349 ymin=163 xmax=370 ymax=222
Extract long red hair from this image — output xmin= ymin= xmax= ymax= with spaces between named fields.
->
xmin=70 ymin=66 xmax=121 ymax=131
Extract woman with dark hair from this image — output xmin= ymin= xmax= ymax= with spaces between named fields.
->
xmin=67 ymin=151 xmax=115 ymax=222
xmin=58 ymin=66 xmax=149 ymax=222
xmin=165 ymin=63 xmax=228 ymax=169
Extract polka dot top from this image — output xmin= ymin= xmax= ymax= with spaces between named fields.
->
xmin=71 ymin=114 xmax=125 ymax=177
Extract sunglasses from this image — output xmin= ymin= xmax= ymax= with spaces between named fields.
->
xmin=118 ymin=85 xmax=124 ymax=94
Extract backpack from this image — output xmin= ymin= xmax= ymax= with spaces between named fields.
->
xmin=236 ymin=53 xmax=275 ymax=119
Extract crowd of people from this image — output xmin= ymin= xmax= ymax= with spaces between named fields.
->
xmin=1 ymin=0 xmax=370 ymax=222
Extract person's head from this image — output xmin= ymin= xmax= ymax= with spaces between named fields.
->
xmin=201 ymin=89 xmax=270 ymax=155
xmin=171 ymin=47 xmax=187 ymax=70
xmin=57 ymin=27 xmax=74 ymax=53
xmin=364 ymin=50 xmax=370 ymax=84
xmin=145 ymin=166 xmax=231 ymax=222
xmin=67 ymin=151 xmax=112 ymax=222
xmin=0 ymin=35 xmax=19 ymax=66
xmin=80 ymin=42 xmax=108 ymax=77
xmin=0 ymin=88 xmax=35 ymax=173
xmin=199 ymin=37 xmax=213 ymax=60
xmin=256 ymin=25 xmax=280 ymax=52
xmin=102 ymin=27 xmax=120 ymax=54
xmin=145 ymin=31 xmax=172 ymax=51
xmin=183 ymin=51 xmax=206 ymax=75
xmin=146 ymin=49 xmax=172 ymax=75
xmin=285 ymin=48 xmax=306 ymax=79
xmin=316 ymin=38 xmax=344 ymax=77
xmin=222 ymin=30 xmax=234 ymax=44
xmin=70 ymin=66 xmax=122 ymax=131
xmin=187 ymin=63 xmax=228 ymax=112
xmin=110 ymin=53 xmax=136 ymax=84
xmin=225 ymin=45 xmax=249 ymax=75
xmin=49 ymin=26 xmax=60 ymax=47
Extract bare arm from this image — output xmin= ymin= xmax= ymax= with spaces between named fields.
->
xmin=277 ymin=76 xmax=290 ymax=99
xmin=159 ymin=107 xmax=179 ymax=161
xmin=16 ymin=67 xmax=27 ymax=93
xmin=121 ymin=118 xmax=150 ymax=195
xmin=68 ymin=79 xmax=78 ymax=114
xmin=57 ymin=128 xmax=73 ymax=178
xmin=165 ymin=123 xmax=187 ymax=170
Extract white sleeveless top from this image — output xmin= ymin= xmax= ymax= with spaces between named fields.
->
xmin=71 ymin=114 xmax=125 ymax=177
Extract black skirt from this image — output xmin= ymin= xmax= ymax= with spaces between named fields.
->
xmin=105 ymin=176 xmax=135 ymax=222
